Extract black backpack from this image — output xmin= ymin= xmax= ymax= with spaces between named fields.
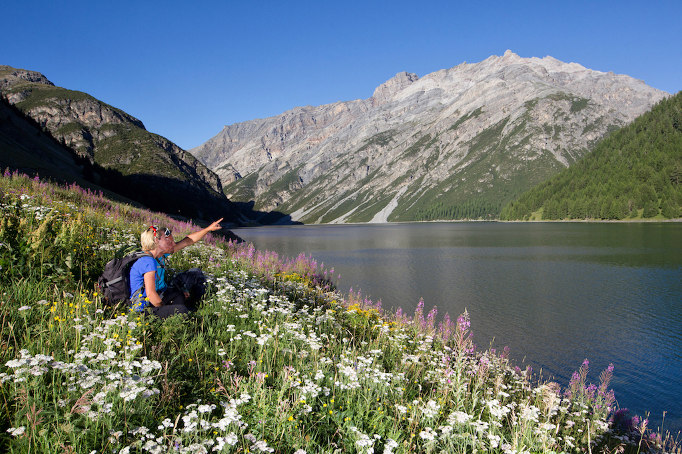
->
xmin=97 ymin=251 xmax=150 ymax=306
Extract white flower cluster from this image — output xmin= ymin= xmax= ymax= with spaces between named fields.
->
xmin=3 ymin=314 xmax=161 ymax=421
xmin=334 ymin=354 xmax=405 ymax=392
xmin=119 ymin=393 xmax=279 ymax=454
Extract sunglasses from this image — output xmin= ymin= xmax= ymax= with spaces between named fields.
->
xmin=149 ymin=225 xmax=172 ymax=237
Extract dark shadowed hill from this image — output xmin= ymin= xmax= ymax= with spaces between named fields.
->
xmin=0 ymin=65 xmax=249 ymax=224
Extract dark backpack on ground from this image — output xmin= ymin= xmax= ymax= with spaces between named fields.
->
xmin=97 ymin=251 xmax=150 ymax=306
xmin=170 ymin=268 xmax=207 ymax=304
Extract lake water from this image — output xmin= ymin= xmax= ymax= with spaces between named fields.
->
xmin=231 ymin=222 xmax=682 ymax=433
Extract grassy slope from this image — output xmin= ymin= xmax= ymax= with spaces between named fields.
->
xmin=0 ymin=172 xmax=676 ymax=453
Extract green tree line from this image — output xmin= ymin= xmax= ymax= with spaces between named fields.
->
xmin=501 ymin=91 xmax=682 ymax=220
xmin=412 ymin=199 xmax=501 ymax=221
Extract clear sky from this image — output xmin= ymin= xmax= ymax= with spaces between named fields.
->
xmin=3 ymin=0 xmax=681 ymax=150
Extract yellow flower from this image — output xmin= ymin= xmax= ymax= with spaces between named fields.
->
xmin=188 ymin=358 xmax=192 ymax=362
xmin=288 ymin=416 xmax=293 ymax=421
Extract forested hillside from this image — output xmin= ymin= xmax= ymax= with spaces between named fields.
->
xmin=501 ymin=92 xmax=682 ymax=220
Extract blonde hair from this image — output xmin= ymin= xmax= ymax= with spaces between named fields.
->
xmin=140 ymin=228 xmax=156 ymax=252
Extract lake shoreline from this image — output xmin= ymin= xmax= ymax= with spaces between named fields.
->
xmin=242 ymin=217 xmax=682 ymax=229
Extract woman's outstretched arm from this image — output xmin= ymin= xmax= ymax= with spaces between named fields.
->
xmin=173 ymin=218 xmax=224 ymax=252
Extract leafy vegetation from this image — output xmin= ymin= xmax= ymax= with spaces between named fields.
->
xmin=95 ymin=127 xmax=187 ymax=180
xmin=501 ymin=92 xmax=682 ymax=221
xmin=345 ymin=193 xmax=393 ymax=223
xmin=0 ymin=171 xmax=679 ymax=453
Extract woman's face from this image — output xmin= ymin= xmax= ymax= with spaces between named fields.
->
xmin=156 ymin=232 xmax=174 ymax=253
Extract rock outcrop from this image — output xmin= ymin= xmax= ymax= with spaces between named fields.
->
xmin=191 ymin=51 xmax=668 ymax=223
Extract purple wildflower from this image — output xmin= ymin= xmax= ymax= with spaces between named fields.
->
xmin=457 ymin=313 xmax=470 ymax=331
xmin=426 ymin=306 xmax=437 ymax=330
xmin=414 ymin=299 xmax=425 ymax=330
xmin=501 ymin=346 xmax=510 ymax=360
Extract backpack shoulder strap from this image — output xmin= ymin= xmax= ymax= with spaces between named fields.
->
xmin=102 ymin=252 xmax=152 ymax=288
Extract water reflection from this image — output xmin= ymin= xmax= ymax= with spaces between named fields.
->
xmin=232 ymin=222 xmax=682 ymax=432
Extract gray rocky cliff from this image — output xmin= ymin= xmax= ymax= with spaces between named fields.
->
xmin=192 ymin=51 xmax=669 ymax=222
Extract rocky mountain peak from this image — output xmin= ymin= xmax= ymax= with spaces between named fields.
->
xmin=502 ymin=49 xmax=520 ymax=59
xmin=371 ymin=71 xmax=419 ymax=105
xmin=0 ymin=65 xmax=54 ymax=91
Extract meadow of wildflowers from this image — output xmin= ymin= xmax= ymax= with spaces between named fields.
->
xmin=0 ymin=170 xmax=679 ymax=453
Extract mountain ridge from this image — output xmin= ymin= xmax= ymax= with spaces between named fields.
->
xmin=191 ymin=50 xmax=668 ymax=223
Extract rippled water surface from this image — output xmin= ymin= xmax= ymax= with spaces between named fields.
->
xmin=231 ymin=222 xmax=682 ymax=432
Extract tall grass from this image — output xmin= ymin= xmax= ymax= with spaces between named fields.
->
xmin=0 ymin=170 xmax=679 ymax=453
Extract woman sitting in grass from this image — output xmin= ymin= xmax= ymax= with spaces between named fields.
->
xmin=129 ymin=219 xmax=223 ymax=318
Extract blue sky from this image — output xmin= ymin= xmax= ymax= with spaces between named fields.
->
xmin=3 ymin=0 xmax=681 ymax=150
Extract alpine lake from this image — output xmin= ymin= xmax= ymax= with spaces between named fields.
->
xmin=231 ymin=222 xmax=682 ymax=433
